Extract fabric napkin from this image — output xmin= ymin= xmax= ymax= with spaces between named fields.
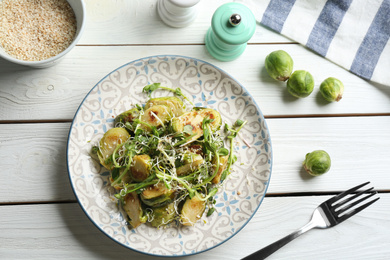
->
xmin=236 ymin=0 xmax=390 ymax=86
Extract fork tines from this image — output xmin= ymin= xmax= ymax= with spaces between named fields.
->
xmin=326 ymin=182 xmax=380 ymax=223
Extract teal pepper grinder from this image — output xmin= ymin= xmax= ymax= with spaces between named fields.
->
xmin=205 ymin=2 xmax=256 ymax=61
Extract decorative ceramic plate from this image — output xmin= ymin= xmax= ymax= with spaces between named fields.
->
xmin=67 ymin=55 xmax=272 ymax=257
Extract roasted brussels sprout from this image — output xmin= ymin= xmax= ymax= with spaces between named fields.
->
xmin=265 ymin=50 xmax=294 ymax=81
xmin=176 ymin=152 xmax=204 ymax=176
xmin=320 ymin=77 xmax=344 ymax=102
xmin=212 ymin=155 xmax=229 ymax=184
xmin=149 ymin=202 xmax=176 ymax=228
xmin=123 ymin=192 xmax=147 ymax=229
xmin=187 ymin=143 xmax=203 ymax=155
xmin=114 ymin=107 xmax=140 ymax=127
xmin=196 ymin=107 xmax=222 ymax=131
xmin=110 ymin=167 xmax=132 ymax=190
xmin=130 ymin=154 xmax=151 ymax=182
xmin=171 ymin=108 xmax=222 ymax=142
xmin=97 ymin=127 xmax=130 ymax=170
xmin=286 ymin=70 xmax=315 ymax=98
xmin=145 ymin=96 xmax=185 ymax=117
xmin=303 ymin=150 xmax=331 ymax=176
xmin=140 ymin=105 xmax=172 ymax=131
xmin=141 ymin=182 xmax=176 ymax=207
xmin=171 ymin=111 xmax=204 ymax=141
xmin=180 ymin=194 xmax=206 ymax=226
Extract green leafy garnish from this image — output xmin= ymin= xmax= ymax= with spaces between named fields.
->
xmin=142 ymin=83 xmax=193 ymax=105
xmin=142 ymin=83 xmax=161 ymax=96
xmin=224 ymin=119 xmax=248 ymax=176
xmin=183 ymin=124 xmax=193 ymax=135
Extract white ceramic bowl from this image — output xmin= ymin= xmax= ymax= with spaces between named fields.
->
xmin=0 ymin=0 xmax=86 ymax=68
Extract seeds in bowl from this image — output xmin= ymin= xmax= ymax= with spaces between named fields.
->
xmin=0 ymin=0 xmax=77 ymax=61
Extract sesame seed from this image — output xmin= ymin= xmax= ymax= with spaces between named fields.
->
xmin=0 ymin=0 xmax=77 ymax=61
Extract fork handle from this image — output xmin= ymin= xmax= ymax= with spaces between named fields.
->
xmin=241 ymin=221 xmax=316 ymax=260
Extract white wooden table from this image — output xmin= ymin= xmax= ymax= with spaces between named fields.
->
xmin=1 ymin=1 xmax=389 ymax=259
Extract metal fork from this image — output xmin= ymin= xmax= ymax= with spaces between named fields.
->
xmin=242 ymin=182 xmax=380 ymax=260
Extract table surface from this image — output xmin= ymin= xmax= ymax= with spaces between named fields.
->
xmin=1 ymin=1 xmax=389 ymax=259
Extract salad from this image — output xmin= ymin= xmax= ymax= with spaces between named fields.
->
xmin=93 ymin=83 xmax=246 ymax=229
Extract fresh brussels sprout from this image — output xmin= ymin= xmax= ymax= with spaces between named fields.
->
xmin=265 ymin=50 xmax=294 ymax=81
xmin=141 ymin=182 xmax=176 ymax=207
xmin=130 ymin=154 xmax=151 ymax=182
xmin=114 ymin=107 xmax=140 ymax=127
xmin=145 ymin=96 xmax=185 ymax=117
xmin=320 ymin=77 xmax=344 ymax=102
xmin=176 ymin=152 xmax=204 ymax=176
xmin=149 ymin=202 xmax=176 ymax=228
xmin=180 ymin=194 xmax=206 ymax=226
xmin=286 ymin=70 xmax=315 ymax=98
xmin=195 ymin=107 xmax=222 ymax=131
xmin=303 ymin=150 xmax=331 ymax=176
xmin=97 ymin=128 xmax=130 ymax=170
xmin=140 ymin=105 xmax=172 ymax=131
xmin=123 ymin=192 xmax=147 ymax=229
xmin=212 ymin=155 xmax=229 ymax=184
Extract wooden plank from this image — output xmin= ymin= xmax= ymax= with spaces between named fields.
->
xmin=0 ymin=45 xmax=389 ymax=121
xmin=0 ymin=116 xmax=389 ymax=203
xmin=232 ymin=194 xmax=389 ymax=260
xmin=80 ymin=0 xmax=291 ymax=45
xmin=267 ymin=116 xmax=390 ymax=194
xmin=0 ymin=123 xmax=76 ymax=203
xmin=0 ymin=194 xmax=388 ymax=259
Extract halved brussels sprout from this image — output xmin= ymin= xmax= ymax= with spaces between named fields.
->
xmin=187 ymin=143 xmax=203 ymax=155
xmin=211 ymin=155 xmax=229 ymax=184
xmin=110 ymin=167 xmax=132 ymax=190
xmin=97 ymin=128 xmax=130 ymax=170
xmin=171 ymin=108 xmax=222 ymax=142
xmin=145 ymin=97 xmax=185 ymax=117
xmin=130 ymin=154 xmax=151 ymax=182
xmin=114 ymin=107 xmax=140 ymax=127
xmin=180 ymin=194 xmax=206 ymax=226
xmin=171 ymin=111 xmax=204 ymax=142
xmin=176 ymin=152 xmax=204 ymax=176
xmin=123 ymin=192 xmax=147 ymax=229
xmin=140 ymin=105 xmax=172 ymax=131
xmin=196 ymin=107 xmax=222 ymax=131
xmin=149 ymin=202 xmax=176 ymax=228
xmin=141 ymin=182 xmax=176 ymax=207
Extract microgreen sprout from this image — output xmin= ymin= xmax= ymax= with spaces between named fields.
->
xmin=223 ymin=119 xmax=248 ymax=179
xmin=155 ymin=168 xmax=196 ymax=198
xmin=142 ymin=83 xmax=193 ymax=105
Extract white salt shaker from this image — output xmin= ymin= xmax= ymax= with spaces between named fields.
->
xmin=157 ymin=0 xmax=200 ymax=27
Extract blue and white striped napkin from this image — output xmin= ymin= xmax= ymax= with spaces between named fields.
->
xmin=238 ymin=0 xmax=390 ymax=86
